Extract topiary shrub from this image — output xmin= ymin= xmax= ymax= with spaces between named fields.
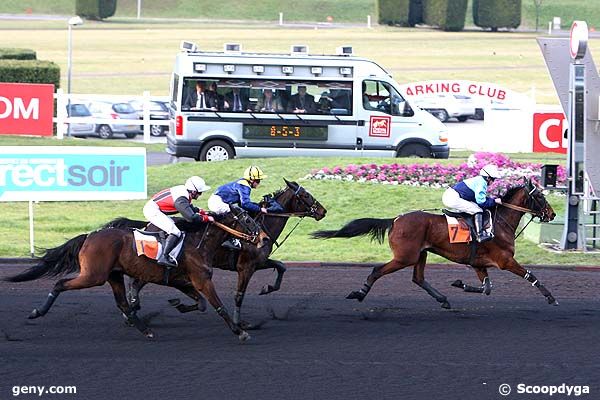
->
xmin=0 ymin=60 xmax=60 ymax=88
xmin=473 ymin=0 xmax=521 ymax=31
xmin=76 ymin=0 xmax=117 ymax=20
xmin=423 ymin=0 xmax=468 ymax=31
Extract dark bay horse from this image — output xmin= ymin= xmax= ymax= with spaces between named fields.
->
xmin=312 ymin=179 xmax=558 ymax=308
xmin=110 ymin=179 xmax=327 ymax=328
xmin=4 ymin=211 xmax=267 ymax=341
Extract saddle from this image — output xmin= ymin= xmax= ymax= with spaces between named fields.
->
xmin=133 ymin=229 xmax=186 ymax=265
xmin=442 ymin=209 xmax=493 ymax=243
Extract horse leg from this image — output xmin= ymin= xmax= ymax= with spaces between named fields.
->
xmin=107 ymin=272 xmax=154 ymax=338
xmin=188 ymin=270 xmax=250 ymax=342
xmin=167 ymin=282 xmax=207 ymax=313
xmin=451 ymin=268 xmax=493 ymax=295
xmin=233 ymin=264 xmax=257 ymax=328
xmin=127 ymin=278 xmax=147 ymax=312
xmin=259 ymin=259 xmax=286 ymax=295
xmin=347 ymin=258 xmax=411 ymax=302
xmin=412 ymin=251 xmax=451 ymax=309
xmin=28 ymin=273 xmax=106 ymax=319
xmin=499 ymin=258 xmax=558 ymax=305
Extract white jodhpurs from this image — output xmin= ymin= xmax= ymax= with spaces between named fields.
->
xmin=142 ymin=200 xmax=181 ymax=236
xmin=207 ymin=194 xmax=231 ymax=214
xmin=442 ymin=188 xmax=482 ymax=215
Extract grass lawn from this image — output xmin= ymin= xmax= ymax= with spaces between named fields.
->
xmin=0 ymin=137 xmax=597 ymax=265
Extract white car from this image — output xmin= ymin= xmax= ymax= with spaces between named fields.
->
xmin=65 ymin=103 xmax=96 ymax=137
xmin=86 ymin=101 xmax=142 ymax=139
xmin=411 ymin=93 xmax=476 ymax=122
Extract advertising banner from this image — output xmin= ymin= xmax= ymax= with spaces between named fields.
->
xmin=532 ymin=113 xmax=568 ymax=154
xmin=0 ymin=82 xmax=54 ymax=136
xmin=0 ymin=147 xmax=147 ymax=201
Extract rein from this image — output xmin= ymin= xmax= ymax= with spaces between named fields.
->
xmin=499 ymin=202 xmax=539 ymax=215
xmin=212 ymin=221 xmax=258 ymax=244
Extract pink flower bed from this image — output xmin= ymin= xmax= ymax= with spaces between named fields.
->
xmin=306 ymin=152 xmax=566 ymax=196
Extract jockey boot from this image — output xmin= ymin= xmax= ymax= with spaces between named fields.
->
xmin=157 ymin=234 xmax=179 ymax=267
xmin=474 ymin=212 xmax=493 ymax=243
xmin=222 ymin=237 xmax=242 ymax=251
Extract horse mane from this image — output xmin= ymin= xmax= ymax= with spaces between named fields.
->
xmin=500 ymin=184 xmax=526 ymax=202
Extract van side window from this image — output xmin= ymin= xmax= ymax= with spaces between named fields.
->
xmin=362 ymin=80 xmax=413 ymax=117
xmin=180 ymin=78 xmax=352 ymax=115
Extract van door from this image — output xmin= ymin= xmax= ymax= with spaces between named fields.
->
xmin=358 ymin=79 xmax=420 ymax=157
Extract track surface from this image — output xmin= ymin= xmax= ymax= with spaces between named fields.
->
xmin=1 ymin=264 xmax=598 ymax=400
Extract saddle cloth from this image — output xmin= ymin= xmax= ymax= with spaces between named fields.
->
xmin=445 ymin=215 xmax=472 ymax=243
xmin=133 ymin=230 xmax=185 ymax=263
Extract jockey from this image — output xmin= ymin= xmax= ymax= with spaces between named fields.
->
xmin=208 ymin=165 xmax=268 ymax=250
xmin=143 ymin=176 xmax=213 ymax=267
xmin=442 ymin=164 xmax=502 ymax=242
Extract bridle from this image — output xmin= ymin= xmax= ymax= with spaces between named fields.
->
xmin=496 ymin=185 xmax=551 ymax=239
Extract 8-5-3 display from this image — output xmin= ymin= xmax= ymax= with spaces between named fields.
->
xmin=243 ymin=124 xmax=328 ymax=140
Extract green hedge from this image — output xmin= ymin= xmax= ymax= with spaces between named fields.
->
xmin=0 ymin=48 xmax=37 ymax=60
xmin=423 ymin=0 xmax=468 ymax=31
xmin=76 ymin=0 xmax=117 ymax=20
xmin=377 ymin=0 xmax=410 ymax=26
xmin=0 ymin=60 xmax=60 ymax=88
xmin=473 ymin=0 xmax=521 ymax=30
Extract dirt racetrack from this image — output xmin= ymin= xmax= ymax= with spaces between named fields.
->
xmin=1 ymin=264 xmax=598 ymax=400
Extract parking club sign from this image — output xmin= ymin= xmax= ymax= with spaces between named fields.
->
xmin=0 ymin=147 xmax=147 ymax=201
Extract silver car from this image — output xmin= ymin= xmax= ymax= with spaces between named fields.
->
xmin=65 ymin=103 xmax=96 ymax=137
xmin=86 ymin=101 xmax=142 ymax=139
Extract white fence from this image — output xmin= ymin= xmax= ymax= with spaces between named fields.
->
xmin=53 ymin=89 xmax=170 ymax=144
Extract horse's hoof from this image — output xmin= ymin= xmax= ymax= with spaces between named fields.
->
xmin=28 ymin=309 xmax=41 ymax=319
xmin=548 ymin=297 xmax=559 ymax=306
xmin=441 ymin=301 xmax=451 ymax=309
xmin=451 ymin=280 xmax=464 ymax=289
xmin=238 ymin=331 xmax=251 ymax=342
xmin=259 ymin=285 xmax=274 ymax=295
xmin=346 ymin=291 xmax=365 ymax=302
xmin=143 ymin=330 xmax=155 ymax=339
xmin=197 ymin=297 xmax=207 ymax=313
xmin=168 ymin=298 xmax=181 ymax=307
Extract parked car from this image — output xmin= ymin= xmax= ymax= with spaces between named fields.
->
xmin=129 ymin=99 xmax=170 ymax=137
xmin=85 ymin=101 xmax=142 ymax=139
xmin=411 ymin=93 xmax=476 ymax=122
xmin=65 ymin=103 xmax=96 ymax=137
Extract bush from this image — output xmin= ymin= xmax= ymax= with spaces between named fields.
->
xmin=0 ymin=60 xmax=60 ymax=88
xmin=473 ymin=0 xmax=521 ymax=30
xmin=0 ymin=48 xmax=37 ymax=60
xmin=76 ymin=0 xmax=117 ymax=20
xmin=423 ymin=0 xmax=468 ymax=31
xmin=377 ymin=0 xmax=410 ymax=26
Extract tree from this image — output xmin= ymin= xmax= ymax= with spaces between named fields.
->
xmin=534 ymin=0 xmax=543 ymax=32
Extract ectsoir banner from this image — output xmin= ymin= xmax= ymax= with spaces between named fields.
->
xmin=0 ymin=82 xmax=54 ymax=136
xmin=0 ymin=147 xmax=147 ymax=201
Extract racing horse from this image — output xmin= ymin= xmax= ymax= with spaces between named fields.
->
xmin=109 ymin=179 xmax=327 ymax=328
xmin=4 ymin=210 xmax=267 ymax=341
xmin=312 ymin=179 xmax=558 ymax=308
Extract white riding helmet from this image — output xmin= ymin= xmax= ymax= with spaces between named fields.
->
xmin=185 ymin=176 xmax=210 ymax=193
xmin=479 ymin=164 xmax=502 ymax=179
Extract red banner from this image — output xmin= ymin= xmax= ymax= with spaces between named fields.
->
xmin=0 ymin=82 xmax=54 ymax=136
xmin=533 ymin=112 xmax=567 ymax=154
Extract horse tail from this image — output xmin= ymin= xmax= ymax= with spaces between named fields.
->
xmin=102 ymin=217 xmax=147 ymax=230
xmin=311 ymin=218 xmax=394 ymax=244
xmin=4 ymin=234 xmax=88 ymax=283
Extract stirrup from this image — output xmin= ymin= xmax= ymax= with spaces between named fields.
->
xmin=157 ymin=256 xmax=177 ymax=268
xmin=222 ymin=238 xmax=241 ymax=251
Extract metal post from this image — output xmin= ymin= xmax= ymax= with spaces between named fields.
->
xmin=143 ymin=90 xmax=150 ymax=144
xmin=28 ymin=200 xmax=34 ymax=257
xmin=367 ymin=15 xmax=372 ymax=29
xmin=279 ymin=12 xmax=283 ymax=26
xmin=67 ymin=23 xmax=73 ymax=137
xmin=137 ymin=0 xmax=142 ymax=19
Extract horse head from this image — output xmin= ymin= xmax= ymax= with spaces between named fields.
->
xmin=268 ymin=178 xmax=327 ymax=220
xmin=501 ymin=178 xmax=556 ymax=223
xmin=224 ymin=205 xmax=270 ymax=249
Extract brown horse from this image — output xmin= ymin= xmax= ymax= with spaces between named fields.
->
xmin=4 ymin=210 xmax=267 ymax=341
xmin=312 ymin=179 xmax=558 ymax=308
xmin=109 ymin=179 xmax=327 ymax=328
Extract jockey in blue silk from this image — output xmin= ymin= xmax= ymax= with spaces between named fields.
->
xmin=442 ymin=164 xmax=502 ymax=242
xmin=208 ymin=166 xmax=268 ymax=250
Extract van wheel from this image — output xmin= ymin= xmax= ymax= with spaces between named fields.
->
xmin=200 ymin=140 xmax=234 ymax=162
xmin=397 ymin=143 xmax=431 ymax=158
xmin=97 ymin=125 xmax=113 ymax=139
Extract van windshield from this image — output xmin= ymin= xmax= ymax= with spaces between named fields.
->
xmin=180 ymin=78 xmax=352 ymax=116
